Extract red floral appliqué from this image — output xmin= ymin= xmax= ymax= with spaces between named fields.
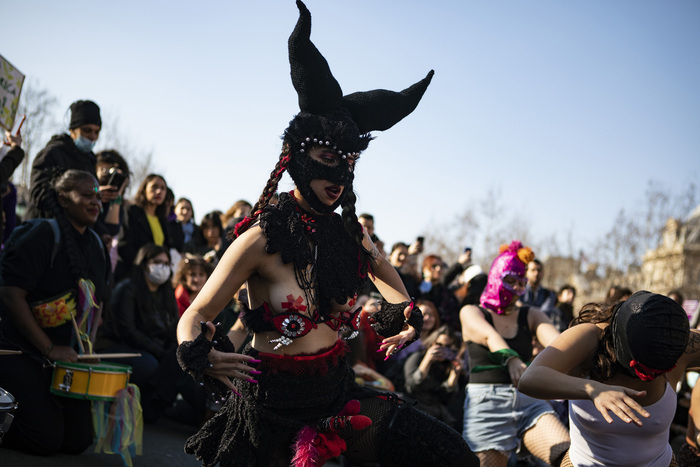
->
xmin=282 ymin=294 xmax=307 ymax=313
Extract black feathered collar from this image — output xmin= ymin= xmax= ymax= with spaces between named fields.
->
xmin=258 ymin=192 xmax=369 ymax=313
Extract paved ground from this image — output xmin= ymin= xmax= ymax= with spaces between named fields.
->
xmin=0 ymin=417 xmax=201 ymax=467
xmin=0 ymin=415 xmax=345 ymax=467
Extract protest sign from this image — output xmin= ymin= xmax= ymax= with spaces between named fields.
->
xmin=0 ymin=54 xmax=25 ymax=132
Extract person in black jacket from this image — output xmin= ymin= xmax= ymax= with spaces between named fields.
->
xmin=0 ymin=169 xmax=109 ymax=455
xmin=96 ymin=243 xmax=184 ymax=422
xmin=1 ymin=129 xmax=25 ymax=242
xmin=114 ymin=174 xmax=171 ymax=281
xmin=25 ymin=100 xmax=120 ymax=220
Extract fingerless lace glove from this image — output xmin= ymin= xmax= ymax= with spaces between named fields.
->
xmin=176 ymin=322 xmax=237 ymax=401
xmin=369 ymin=300 xmax=422 ymax=346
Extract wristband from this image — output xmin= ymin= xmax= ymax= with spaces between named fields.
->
xmin=471 ymin=349 xmax=524 ymax=374
xmin=488 ymin=348 xmax=521 ymax=366
xmin=176 ymin=322 xmax=237 ymax=402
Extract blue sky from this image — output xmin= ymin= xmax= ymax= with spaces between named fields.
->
xmin=4 ymin=0 xmax=699 ymax=260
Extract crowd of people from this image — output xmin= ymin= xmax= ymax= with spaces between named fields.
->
xmin=1 ymin=1 xmax=699 ymax=466
xmin=2 ymin=98 xmax=698 ymax=466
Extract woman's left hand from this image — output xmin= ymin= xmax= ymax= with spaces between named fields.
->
xmin=377 ymin=303 xmax=418 ymax=360
xmin=200 ymin=321 xmax=259 ymax=392
xmin=588 ymin=380 xmax=649 ymax=426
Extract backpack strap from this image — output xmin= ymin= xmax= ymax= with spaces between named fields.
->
xmin=86 ymin=227 xmax=106 ymax=263
xmin=45 ymin=218 xmax=61 ymax=269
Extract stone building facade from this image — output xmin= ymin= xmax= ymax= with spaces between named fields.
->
xmin=540 ymin=204 xmax=700 ymax=315
xmin=640 ymin=207 xmax=700 ymax=301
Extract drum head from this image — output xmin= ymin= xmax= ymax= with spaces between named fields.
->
xmin=0 ymin=388 xmax=16 ymax=410
xmin=55 ymin=361 xmax=132 ymax=374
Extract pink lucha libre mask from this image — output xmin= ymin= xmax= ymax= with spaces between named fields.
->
xmin=480 ymin=241 xmax=531 ymax=314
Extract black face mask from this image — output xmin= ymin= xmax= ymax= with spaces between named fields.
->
xmin=287 ymin=150 xmax=354 ymax=214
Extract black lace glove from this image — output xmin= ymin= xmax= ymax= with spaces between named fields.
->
xmin=176 ymin=322 xmax=237 ymax=402
xmin=369 ymin=300 xmax=422 ymax=346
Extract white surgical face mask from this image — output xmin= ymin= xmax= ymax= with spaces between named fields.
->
xmin=145 ymin=263 xmax=171 ymax=286
xmin=74 ymin=135 xmax=96 ymax=153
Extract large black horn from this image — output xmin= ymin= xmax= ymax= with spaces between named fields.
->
xmin=342 ymin=70 xmax=434 ymax=133
xmin=288 ymin=0 xmax=343 ymax=113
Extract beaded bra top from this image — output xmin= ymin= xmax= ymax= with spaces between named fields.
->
xmin=239 ymin=296 xmax=361 ymax=350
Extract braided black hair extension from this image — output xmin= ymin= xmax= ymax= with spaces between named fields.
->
xmin=233 ymin=145 xmax=291 ymax=238
xmin=340 ymin=186 xmax=375 ymax=275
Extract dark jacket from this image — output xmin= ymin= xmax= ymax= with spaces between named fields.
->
xmin=0 ymin=145 xmax=25 ymax=241
xmin=115 ymin=203 xmax=171 ymax=281
xmin=26 ymin=134 xmax=96 ymax=219
xmin=99 ymin=276 xmax=178 ymax=359
xmin=403 ymin=348 xmax=465 ymax=427
xmin=0 ymin=221 xmax=108 ymax=351
xmin=419 ymin=282 xmax=461 ymax=331
xmin=0 ymin=145 xmax=24 ymax=184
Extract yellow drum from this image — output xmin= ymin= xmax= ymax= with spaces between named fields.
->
xmin=50 ymin=361 xmax=131 ymax=401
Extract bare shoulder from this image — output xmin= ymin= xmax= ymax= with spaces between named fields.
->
xmin=234 ymin=223 xmax=267 ymax=250
xmin=548 ymin=322 xmax=602 ymax=353
xmin=526 ymin=306 xmax=551 ymax=325
xmin=460 ymin=304 xmax=485 ymax=322
xmin=532 ymin=323 xmax=601 ymax=374
xmin=459 ymin=304 xmax=491 ymax=340
xmin=213 ymin=224 xmax=269 ymax=277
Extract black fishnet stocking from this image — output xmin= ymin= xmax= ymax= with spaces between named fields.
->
xmin=476 ymin=449 xmax=510 ymax=467
xmin=522 ymin=413 xmax=570 ymax=466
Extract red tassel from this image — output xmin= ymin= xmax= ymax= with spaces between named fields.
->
xmin=629 ymin=359 xmax=675 ymax=382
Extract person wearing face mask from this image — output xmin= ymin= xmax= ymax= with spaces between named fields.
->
xmin=96 ymin=243 xmax=183 ymax=423
xmin=175 ymin=2 xmax=477 ymax=466
xmin=26 ymin=100 xmax=120 ymax=220
xmin=460 ymin=241 xmax=570 ymax=467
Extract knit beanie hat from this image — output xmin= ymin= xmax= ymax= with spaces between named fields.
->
xmin=69 ymin=100 xmax=101 ymax=129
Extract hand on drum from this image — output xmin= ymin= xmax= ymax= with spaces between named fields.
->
xmin=376 ymin=304 xmax=418 ymax=360
xmin=47 ymin=345 xmax=79 ymax=363
xmin=201 ymin=321 xmax=260 ymax=394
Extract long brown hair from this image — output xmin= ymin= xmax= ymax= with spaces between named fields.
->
xmin=133 ymin=174 xmax=168 ymax=218
xmin=571 ymin=301 xmax=620 ymax=381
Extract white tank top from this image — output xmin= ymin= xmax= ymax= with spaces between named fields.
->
xmin=568 ymin=382 xmax=675 ymax=467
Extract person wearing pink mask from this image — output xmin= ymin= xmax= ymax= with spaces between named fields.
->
xmin=460 ymin=241 xmax=570 ymax=467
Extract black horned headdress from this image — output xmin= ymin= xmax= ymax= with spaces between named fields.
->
xmin=288 ymin=0 xmax=434 ymax=135
xmin=280 ymin=0 xmax=434 ymax=215
xmin=235 ymin=1 xmax=433 ymax=234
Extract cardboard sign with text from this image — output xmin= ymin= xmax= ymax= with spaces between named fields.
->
xmin=0 ymin=54 xmax=25 ymax=132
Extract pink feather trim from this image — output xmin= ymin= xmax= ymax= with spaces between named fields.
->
xmin=292 ymin=426 xmax=321 ymax=467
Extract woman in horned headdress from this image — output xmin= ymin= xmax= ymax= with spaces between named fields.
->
xmin=520 ymin=291 xmax=698 ymax=466
xmin=175 ymin=2 xmax=478 ymax=466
